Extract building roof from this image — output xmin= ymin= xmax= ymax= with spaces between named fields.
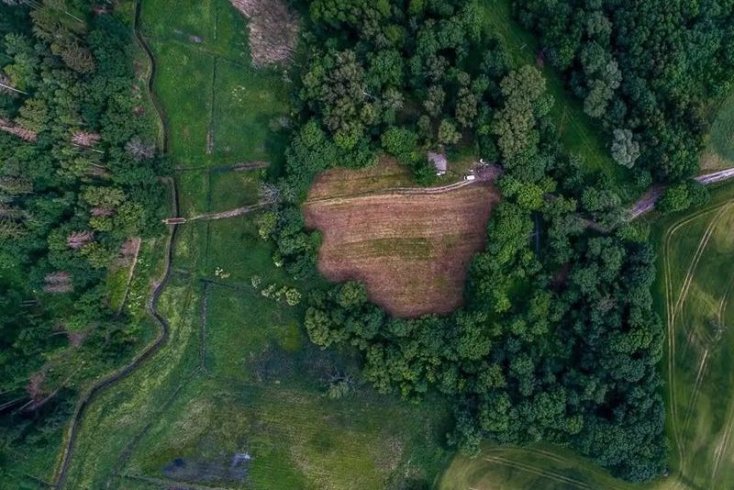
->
xmin=427 ymin=151 xmax=447 ymax=173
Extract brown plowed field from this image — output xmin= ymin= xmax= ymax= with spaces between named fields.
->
xmin=304 ymin=167 xmax=500 ymax=318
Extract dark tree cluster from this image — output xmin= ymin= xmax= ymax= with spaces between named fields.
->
xmin=0 ymin=0 xmax=166 ymax=457
xmin=269 ymin=0 xmax=667 ymax=483
xmin=514 ymin=0 xmax=734 ymax=188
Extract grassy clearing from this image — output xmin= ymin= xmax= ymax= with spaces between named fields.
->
xmin=701 ymin=92 xmax=734 ymax=170
xmin=208 ymin=168 xmax=262 ymax=211
xmin=475 ymin=0 xmax=634 ymax=200
xmin=125 ymin=283 xmax=451 ymax=489
xmin=141 ymin=0 xmax=289 ymax=168
xmin=211 ymin=58 xmax=289 ymax=163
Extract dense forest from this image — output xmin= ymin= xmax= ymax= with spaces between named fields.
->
xmin=262 ymin=0 xmax=670 ymax=482
xmin=0 ymin=0 xmax=165 ymax=464
xmin=514 ymin=0 xmax=734 ymax=197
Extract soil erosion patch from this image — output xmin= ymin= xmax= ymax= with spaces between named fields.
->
xmin=304 ymin=166 xmax=499 ymax=317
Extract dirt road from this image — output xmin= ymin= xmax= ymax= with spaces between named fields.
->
xmin=629 ymin=168 xmax=734 ymax=220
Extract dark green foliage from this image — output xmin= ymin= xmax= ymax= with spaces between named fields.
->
xmin=657 ymin=180 xmax=710 ymax=214
xmin=514 ymin=0 xmax=734 ymax=183
xmin=273 ymin=1 xmax=668 ymax=482
xmin=0 ymin=0 xmax=166 ymax=455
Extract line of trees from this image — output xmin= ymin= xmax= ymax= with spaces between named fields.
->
xmin=262 ymin=0 xmax=667 ymax=482
xmin=0 ymin=0 xmax=166 ymax=465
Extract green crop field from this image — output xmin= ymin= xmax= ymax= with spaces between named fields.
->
xmin=56 ymin=1 xmax=452 ymax=488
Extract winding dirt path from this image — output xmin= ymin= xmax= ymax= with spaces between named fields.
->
xmin=52 ymin=2 xmax=181 ymax=487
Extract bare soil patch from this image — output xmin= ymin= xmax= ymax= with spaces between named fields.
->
xmin=304 ymin=174 xmax=499 ymax=318
xmin=229 ymin=0 xmax=298 ymax=67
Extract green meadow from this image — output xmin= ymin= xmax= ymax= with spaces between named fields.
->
xmin=58 ymin=1 xmax=452 ymax=488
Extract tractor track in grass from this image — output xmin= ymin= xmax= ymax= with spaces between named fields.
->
xmin=682 ymin=348 xmax=710 ymax=436
xmin=482 ymin=455 xmax=594 ymax=489
xmin=663 ymin=200 xmax=734 ymax=471
xmin=53 ymin=2 xmax=181 ymax=487
xmin=712 ymin=403 xmax=734 ymax=482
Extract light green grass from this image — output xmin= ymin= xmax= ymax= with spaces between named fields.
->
xmin=208 ymin=169 xmax=262 ymax=212
xmin=658 ymin=195 xmax=734 ymax=488
xmin=701 ymin=92 xmax=734 ymax=170
xmin=211 ymin=58 xmax=289 ymax=163
xmin=476 ymin=0 xmax=635 ymax=200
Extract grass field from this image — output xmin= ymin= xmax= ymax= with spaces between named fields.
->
xmin=701 ymin=92 xmax=734 ymax=171
xmin=658 ymin=188 xmax=734 ymax=488
xmin=475 ymin=0 xmax=635 ymax=201
xmin=304 ymin=162 xmax=499 ymax=318
xmin=55 ymin=1 xmax=453 ymax=488
xmin=141 ymin=0 xmax=288 ymax=168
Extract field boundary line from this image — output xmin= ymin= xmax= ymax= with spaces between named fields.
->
xmin=711 ymin=400 xmax=734 ymax=482
xmin=116 ymin=237 xmax=142 ymax=315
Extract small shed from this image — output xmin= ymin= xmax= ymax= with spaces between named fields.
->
xmin=427 ymin=151 xmax=447 ymax=176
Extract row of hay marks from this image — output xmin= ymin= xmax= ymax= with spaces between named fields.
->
xmin=304 ymin=181 xmax=500 ymax=318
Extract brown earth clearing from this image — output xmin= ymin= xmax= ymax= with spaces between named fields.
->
xmin=229 ymin=0 xmax=298 ymax=67
xmin=304 ymin=162 xmax=500 ymax=318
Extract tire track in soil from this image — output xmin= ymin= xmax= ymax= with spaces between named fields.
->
xmin=53 ymin=1 xmax=181 ymax=487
